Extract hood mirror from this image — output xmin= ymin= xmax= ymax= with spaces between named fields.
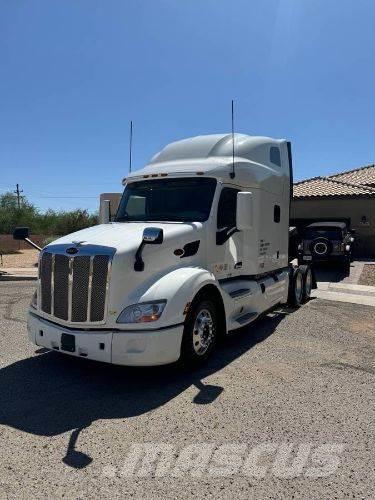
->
xmin=143 ymin=227 xmax=163 ymax=244
xmin=135 ymin=227 xmax=164 ymax=271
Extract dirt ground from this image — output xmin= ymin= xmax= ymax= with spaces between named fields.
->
xmin=0 ymin=249 xmax=39 ymax=268
xmin=359 ymin=264 xmax=375 ymax=286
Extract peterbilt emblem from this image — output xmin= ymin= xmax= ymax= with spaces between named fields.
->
xmin=66 ymin=247 xmax=79 ymax=255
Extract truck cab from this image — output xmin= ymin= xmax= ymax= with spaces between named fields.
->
xmin=24 ymin=134 xmax=311 ymax=366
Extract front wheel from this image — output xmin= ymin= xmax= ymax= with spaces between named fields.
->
xmin=180 ymin=299 xmax=218 ymax=366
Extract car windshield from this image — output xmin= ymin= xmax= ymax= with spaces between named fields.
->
xmin=303 ymin=227 xmax=343 ymax=240
xmin=115 ymin=177 xmax=217 ymax=223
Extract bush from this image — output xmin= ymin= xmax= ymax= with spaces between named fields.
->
xmin=0 ymin=192 xmax=99 ymax=236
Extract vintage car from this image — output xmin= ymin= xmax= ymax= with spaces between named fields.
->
xmin=297 ymin=222 xmax=355 ymax=271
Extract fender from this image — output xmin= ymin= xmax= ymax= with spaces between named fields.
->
xmin=135 ymin=267 xmax=226 ymax=328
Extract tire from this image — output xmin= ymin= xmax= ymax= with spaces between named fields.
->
xmin=180 ymin=299 xmax=218 ymax=366
xmin=310 ymin=237 xmax=332 ymax=258
xmin=299 ymin=265 xmax=313 ymax=303
xmin=287 ymin=267 xmax=304 ymax=307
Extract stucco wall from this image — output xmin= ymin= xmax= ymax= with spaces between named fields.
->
xmin=291 ymin=197 xmax=375 ymax=257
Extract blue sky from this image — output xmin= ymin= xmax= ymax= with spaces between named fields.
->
xmin=1 ymin=0 xmax=374 ymax=213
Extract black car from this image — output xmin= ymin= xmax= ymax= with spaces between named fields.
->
xmin=297 ymin=222 xmax=354 ymax=271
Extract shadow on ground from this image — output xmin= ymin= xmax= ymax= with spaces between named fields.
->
xmin=313 ymin=262 xmax=350 ymax=283
xmin=0 ymin=310 xmax=287 ymax=468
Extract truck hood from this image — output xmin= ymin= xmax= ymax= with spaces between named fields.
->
xmin=47 ymin=222 xmax=205 ymax=323
xmin=50 ymin=222 xmax=202 ymax=254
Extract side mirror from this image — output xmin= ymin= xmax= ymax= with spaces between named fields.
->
xmin=12 ymin=226 xmax=42 ymax=251
xmin=135 ymin=227 xmax=164 ymax=271
xmin=143 ymin=227 xmax=163 ymax=244
xmin=236 ymin=192 xmax=253 ymax=230
xmin=13 ymin=227 xmax=29 ymax=240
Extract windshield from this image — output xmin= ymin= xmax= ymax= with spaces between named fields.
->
xmin=115 ymin=177 xmax=217 ymax=223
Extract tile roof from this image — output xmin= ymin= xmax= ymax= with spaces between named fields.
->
xmin=294 ymin=164 xmax=375 ymax=199
xmin=329 ymin=164 xmax=375 ymax=186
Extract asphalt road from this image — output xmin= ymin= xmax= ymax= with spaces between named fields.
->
xmin=0 ymin=282 xmax=374 ymax=499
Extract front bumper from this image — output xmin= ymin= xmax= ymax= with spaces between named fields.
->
xmin=27 ymin=312 xmax=184 ymax=366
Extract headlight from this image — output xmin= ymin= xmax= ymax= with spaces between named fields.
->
xmin=30 ymin=290 xmax=37 ymax=309
xmin=345 ymin=245 xmax=351 ymax=252
xmin=116 ymin=300 xmax=167 ymax=324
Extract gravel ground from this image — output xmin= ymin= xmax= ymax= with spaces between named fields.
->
xmin=0 ymin=249 xmax=38 ymax=268
xmin=359 ymin=264 xmax=375 ymax=286
xmin=0 ymin=282 xmax=374 ymax=499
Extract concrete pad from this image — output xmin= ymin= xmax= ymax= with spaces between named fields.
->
xmin=311 ymin=289 xmax=375 ymax=306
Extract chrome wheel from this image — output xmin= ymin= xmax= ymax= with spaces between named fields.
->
xmin=192 ymin=308 xmax=215 ymax=356
xmin=295 ymin=272 xmax=303 ymax=303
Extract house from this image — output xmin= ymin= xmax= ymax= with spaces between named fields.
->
xmin=291 ymin=165 xmax=375 ymax=257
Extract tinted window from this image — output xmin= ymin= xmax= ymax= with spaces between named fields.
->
xmin=116 ymin=177 xmax=216 ymax=223
xmin=303 ymin=227 xmax=342 ymax=240
xmin=217 ymin=188 xmax=239 ymax=229
xmin=274 ymin=205 xmax=280 ymax=223
xmin=270 ymin=147 xmax=281 ymax=167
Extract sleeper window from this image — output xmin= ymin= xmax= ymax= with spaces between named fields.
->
xmin=270 ymin=147 xmax=281 ymax=167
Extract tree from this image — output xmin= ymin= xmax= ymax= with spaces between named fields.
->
xmin=0 ymin=192 xmax=39 ymax=234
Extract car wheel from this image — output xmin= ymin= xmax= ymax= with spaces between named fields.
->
xmin=180 ymin=299 xmax=218 ymax=366
xmin=299 ymin=265 xmax=313 ymax=302
xmin=288 ymin=267 xmax=304 ymax=307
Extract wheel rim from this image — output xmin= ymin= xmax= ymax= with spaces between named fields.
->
xmin=295 ymin=273 xmax=303 ymax=303
xmin=305 ymin=269 xmax=312 ymax=297
xmin=193 ymin=308 xmax=215 ymax=356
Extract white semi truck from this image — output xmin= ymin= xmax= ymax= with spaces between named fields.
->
xmin=15 ymin=134 xmax=313 ymax=367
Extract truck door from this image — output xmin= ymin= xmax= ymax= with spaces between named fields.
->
xmin=213 ymin=186 xmax=243 ymax=278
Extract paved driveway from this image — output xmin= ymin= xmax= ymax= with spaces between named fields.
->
xmin=0 ymin=282 xmax=374 ymax=499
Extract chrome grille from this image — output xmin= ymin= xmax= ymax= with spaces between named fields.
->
xmin=40 ymin=252 xmax=52 ymax=314
xmin=72 ymin=256 xmax=91 ymax=322
xmin=39 ymin=245 xmax=113 ymax=324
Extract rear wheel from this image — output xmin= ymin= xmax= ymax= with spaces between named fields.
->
xmin=299 ymin=265 xmax=313 ymax=302
xmin=288 ymin=267 xmax=304 ymax=307
xmin=180 ymin=299 xmax=218 ymax=366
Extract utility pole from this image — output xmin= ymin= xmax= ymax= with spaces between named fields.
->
xmin=14 ymin=183 xmax=23 ymax=209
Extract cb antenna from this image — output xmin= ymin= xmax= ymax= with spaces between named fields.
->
xmin=230 ymin=99 xmax=235 ymax=179
xmin=129 ymin=120 xmax=133 ymax=173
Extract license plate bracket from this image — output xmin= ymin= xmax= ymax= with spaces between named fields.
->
xmin=61 ymin=333 xmax=76 ymax=352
